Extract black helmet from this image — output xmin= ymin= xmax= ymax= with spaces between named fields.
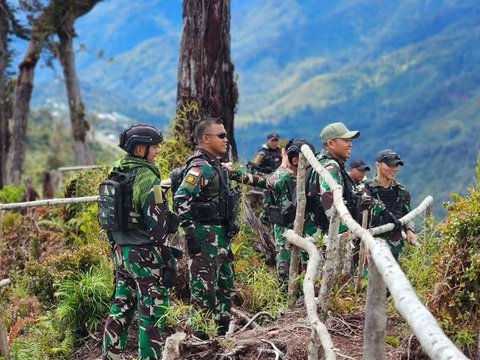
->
xmin=119 ymin=124 xmax=163 ymax=153
xmin=286 ymin=139 xmax=315 ymax=164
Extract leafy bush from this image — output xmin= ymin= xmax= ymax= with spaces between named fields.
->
xmin=161 ymin=300 xmax=218 ymax=338
xmin=0 ymin=185 xmax=25 ymax=203
xmin=55 ymin=261 xmax=114 ymax=335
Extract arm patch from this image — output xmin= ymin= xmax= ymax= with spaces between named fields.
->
xmin=153 ymin=185 xmax=163 ymax=204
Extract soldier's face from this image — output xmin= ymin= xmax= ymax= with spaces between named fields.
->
xmin=328 ymin=138 xmax=352 ymax=161
xmin=377 ymin=162 xmax=400 ymax=181
xmin=350 ymin=168 xmax=366 ymax=183
xmin=267 ymin=138 xmax=279 ymax=149
xmin=203 ymin=123 xmax=229 ymax=156
xmin=146 ymin=143 xmax=161 ymax=163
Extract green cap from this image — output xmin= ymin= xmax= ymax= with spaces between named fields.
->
xmin=320 ymin=122 xmax=360 ymax=142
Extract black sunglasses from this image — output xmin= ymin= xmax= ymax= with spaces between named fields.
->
xmin=378 ymin=152 xmax=400 ymax=162
xmin=205 ymin=132 xmax=228 ymax=139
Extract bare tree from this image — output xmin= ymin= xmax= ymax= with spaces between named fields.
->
xmin=56 ymin=15 xmax=94 ymax=165
xmin=7 ymin=0 xmax=100 ymax=185
xmin=0 ymin=1 xmax=9 ymax=188
xmin=176 ymin=0 xmax=239 ymax=159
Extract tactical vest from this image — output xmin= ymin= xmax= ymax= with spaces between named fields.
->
xmin=99 ymin=167 xmax=179 ymax=234
xmin=305 ymin=152 xmax=360 ymax=231
xmin=182 ymin=153 xmax=239 ymax=225
xmin=368 ymin=182 xmax=409 ymax=219
xmin=267 ymin=177 xmax=297 ymax=227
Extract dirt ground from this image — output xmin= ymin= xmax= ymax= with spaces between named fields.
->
xmin=70 ymin=303 xmax=428 ymax=360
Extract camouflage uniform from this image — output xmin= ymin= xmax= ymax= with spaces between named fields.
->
xmin=365 ymin=178 xmax=413 ymax=260
xmin=307 ymin=149 xmax=385 ymax=234
xmin=174 ymin=149 xmax=266 ymax=332
xmin=267 ymin=166 xmax=314 ymax=282
xmin=103 ymin=155 xmax=173 ymax=360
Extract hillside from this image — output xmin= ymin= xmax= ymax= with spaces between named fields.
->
xmin=14 ymin=0 xmax=480 ymax=217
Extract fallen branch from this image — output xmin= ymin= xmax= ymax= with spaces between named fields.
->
xmin=235 ymin=311 xmax=275 ymax=334
xmin=261 ymin=339 xmax=284 ymax=360
xmin=231 ymin=308 xmax=260 ymax=330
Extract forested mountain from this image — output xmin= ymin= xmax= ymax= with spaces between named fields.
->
xmin=20 ymin=0 xmax=480 ymax=216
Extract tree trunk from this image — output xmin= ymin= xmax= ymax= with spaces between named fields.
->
xmin=7 ymin=37 xmax=42 ymax=185
xmin=7 ymin=0 xmax=101 ymax=185
xmin=0 ymin=1 xmax=9 ymax=188
xmin=57 ymin=20 xmax=94 ymax=166
xmin=176 ymin=0 xmax=238 ymax=160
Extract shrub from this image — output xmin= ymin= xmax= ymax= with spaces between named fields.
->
xmin=55 ymin=261 xmax=114 ymax=335
xmin=0 ymin=185 xmax=25 ymax=203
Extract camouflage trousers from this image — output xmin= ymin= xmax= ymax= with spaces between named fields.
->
xmin=103 ymin=243 xmax=170 ymax=360
xmin=189 ymin=224 xmax=235 ymax=325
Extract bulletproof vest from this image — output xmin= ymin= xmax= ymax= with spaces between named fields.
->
xmin=186 ymin=153 xmax=239 ymax=224
xmin=305 ymin=152 xmax=359 ymax=231
xmin=267 ymin=177 xmax=297 ymax=227
xmin=369 ymin=183 xmax=409 ymax=218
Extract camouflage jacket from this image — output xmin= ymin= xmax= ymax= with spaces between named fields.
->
xmin=108 ymin=155 xmax=170 ymax=253
xmin=174 ymin=149 xmax=267 ymax=230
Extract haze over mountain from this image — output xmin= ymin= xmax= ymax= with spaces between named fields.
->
xmin=16 ymin=0 xmax=480 ymax=216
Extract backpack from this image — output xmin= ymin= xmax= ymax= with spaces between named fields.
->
xmin=98 ymin=170 xmax=136 ymax=231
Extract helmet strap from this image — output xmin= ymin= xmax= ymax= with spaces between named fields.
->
xmin=143 ymin=145 xmax=150 ymax=160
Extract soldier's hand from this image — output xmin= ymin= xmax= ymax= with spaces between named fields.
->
xmin=406 ymin=229 xmax=418 ymax=245
xmin=162 ymin=266 xmax=177 ymax=288
xmin=185 ymin=227 xmax=201 ymax=256
xmin=280 ymin=148 xmax=289 ymax=168
xmin=382 ymin=209 xmax=402 ymax=232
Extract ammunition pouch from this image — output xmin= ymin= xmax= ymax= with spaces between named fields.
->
xmin=191 ymin=202 xmax=218 ymax=222
xmin=267 ymin=202 xmax=296 ymax=227
xmin=227 ymin=190 xmax=240 ymax=220
xmin=166 ymin=211 xmax=180 ymax=234
xmin=226 ymin=219 xmax=240 ymax=239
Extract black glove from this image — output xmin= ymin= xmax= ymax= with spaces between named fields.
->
xmin=382 ymin=209 xmax=402 ymax=232
xmin=185 ymin=227 xmax=201 ymax=256
xmin=360 ymin=195 xmax=375 ymax=211
xmin=162 ymin=266 xmax=177 ymax=288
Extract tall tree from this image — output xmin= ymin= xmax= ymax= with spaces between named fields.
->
xmin=0 ymin=1 xmax=27 ymax=188
xmin=7 ymin=0 xmax=100 ymax=185
xmin=56 ymin=15 xmax=94 ymax=166
xmin=175 ymin=0 xmax=239 ymax=159
xmin=0 ymin=1 xmax=10 ymax=188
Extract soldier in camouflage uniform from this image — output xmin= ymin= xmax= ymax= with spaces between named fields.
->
xmin=306 ymin=122 xmax=400 ymax=235
xmin=102 ymin=124 xmax=176 ymax=360
xmin=365 ymin=149 xmax=417 ymax=261
xmin=266 ymin=139 xmax=315 ymax=283
xmin=174 ymin=117 xmax=266 ymax=336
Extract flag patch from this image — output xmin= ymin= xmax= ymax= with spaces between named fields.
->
xmin=185 ymin=168 xmax=202 ymax=185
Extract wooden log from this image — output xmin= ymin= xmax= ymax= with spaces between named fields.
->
xmin=363 ymin=254 xmax=386 ymax=360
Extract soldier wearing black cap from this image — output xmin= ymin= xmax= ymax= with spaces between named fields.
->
xmin=349 ymin=159 xmax=371 ymax=186
xmin=249 ymin=132 xmax=282 ymax=175
xmin=365 ymin=149 xmax=417 ymax=261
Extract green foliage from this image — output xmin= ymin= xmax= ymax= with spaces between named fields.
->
xmin=1 ymin=212 xmax=25 ymax=230
xmin=23 ymin=261 xmax=57 ymax=307
xmin=55 ymin=261 xmax=114 ymax=336
xmin=238 ymin=265 xmax=287 ymax=319
xmin=160 ymin=301 xmax=218 ymax=339
xmin=385 ymin=335 xmax=401 ymax=348
xmin=416 ymin=159 xmax=480 ymax=354
xmin=401 ymin=216 xmax=441 ymax=303
xmin=0 ymin=184 xmax=25 ymax=203
xmin=10 ymin=314 xmax=74 ymax=360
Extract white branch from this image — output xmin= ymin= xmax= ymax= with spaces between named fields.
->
xmin=369 ymin=196 xmax=433 ymax=236
xmin=286 ymin=230 xmax=337 ymax=360
xmin=57 ymin=165 xmax=102 ymax=172
xmin=0 ymin=279 xmax=10 ymax=288
xmin=0 ymin=196 xmax=99 ymax=210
